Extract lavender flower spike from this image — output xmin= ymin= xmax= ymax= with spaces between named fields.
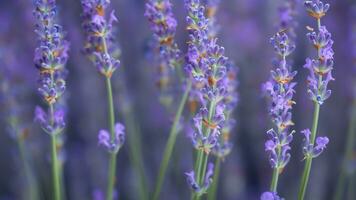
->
xmin=81 ymin=1 xmax=125 ymax=199
xmin=298 ymin=1 xmax=333 ymax=199
xmin=33 ymin=0 xmax=69 ymax=199
xmin=263 ymin=31 xmax=296 ymax=193
xmin=185 ymin=163 xmax=214 ymax=195
xmin=145 ymin=0 xmax=181 ymax=106
xmin=184 ymin=0 xmax=230 ymax=198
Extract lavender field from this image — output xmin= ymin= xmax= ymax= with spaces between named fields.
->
xmin=0 ymin=0 xmax=355 ymax=200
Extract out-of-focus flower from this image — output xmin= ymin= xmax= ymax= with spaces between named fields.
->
xmin=81 ymin=0 xmax=121 ymax=78
xmin=98 ymin=123 xmax=125 ymax=153
xmin=144 ymin=0 xmax=181 ymax=107
xmin=260 ymin=191 xmax=284 ymax=200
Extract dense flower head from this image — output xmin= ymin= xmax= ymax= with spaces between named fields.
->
xmin=260 ymin=191 xmax=284 ymax=200
xmin=212 ymin=62 xmax=238 ymax=159
xmin=304 ymin=0 xmax=330 ymax=19
xmin=81 ymin=0 xmax=121 ymax=78
xmin=185 ymin=162 xmax=214 ymax=195
xmin=185 ymin=0 xmax=229 ymax=153
xmin=33 ymin=0 xmax=69 ymax=106
xmin=184 ymin=0 xmax=233 ymax=193
xmin=144 ymin=0 xmax=181 ymax=106
xmin=303 ymin=12 xmax=334 ymax=105
xmin=301 ymin=129 xmax=329 ymax=158
xmin=263 ymin=32 xmax=296 ymax=169
xmin=98 ymin=123 xmax=125 ymax=153
xmin=33 ymin=0 xmax=69 ymax=134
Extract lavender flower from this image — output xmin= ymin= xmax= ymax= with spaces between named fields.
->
xmin=81 ymin=0 xmax=121 ymax=78
xmin=33 ymin=1 xmax=69 ymax=199
xmin=298 ymin=1 xmax=333 ymax=199
xmin=277 ymin=0 xmax=297 ymax=39
xmin=212 ymin=62 xmax=238 ymax=159
xmin=260 ymin=191 xmax=284 ymax=200
xmin=263 ymin=32 xmax=296 ymax=170
xmin=98 ymin=123 xmax=125 ymax=153
xmin=144 ymin=0 xmax=181 ymax=106
xmin=185 ymin=163 xmax=214 ymax=195
xmin=184 ymin=0 xmax=231 ymax=195
xmin=80 ymin=0 xmax=125 ymax=152
xmin=33 ymin=0 xmax=69 ymax=132
xmin=300 ymin=0 xmax=333 ymax=157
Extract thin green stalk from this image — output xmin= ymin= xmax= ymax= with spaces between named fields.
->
xmin=207 ymin=158 xmax=221 ymax=200
xmin=18 ymin=139 xmax=39 ymax=200
xmin=124 ymin=108 xmax=148 ymax=200
xmin=152 ymin=81 xmax=192 ymax=200
xmin=297 ymin=101 xmax=320 ymax=200
xmin=347 ymin=173 xmax=356 ymax=200
xmin=270 ymin=167 xmax=280 ymax=192
xmin=49 ymin=103 xmax=61 ymax=200
xmin=51 ymin=134 xmax=61 ymax=200
xmin=334 ymin=100 xmax=356 ymax=200
xmin=105 ymin=77 xmax=118 ymax=200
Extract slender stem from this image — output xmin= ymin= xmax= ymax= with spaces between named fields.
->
xmin=124 ymin=109 xmax=148 ymax=200
xmin=207 ymin=159 xmax=221 ymax=200
xmin=105 ymin=77 xmax=118 ymax=200
xmin=348 ymin=173 xmax=356 ymax=200
xmin=270 ymin=167 xmax=280 ymax=192
xmin=298 ymin=101 xmax=320 ymax=200
xmin=51 ymin=133 xmax=61 ymax=200
xmin=152 ymin=81 xmax=192 ymax=200
xmin=18 ymin=139 xmax=39 ymax=200
xmin=333 ymin=100 xmax=356 ymax=200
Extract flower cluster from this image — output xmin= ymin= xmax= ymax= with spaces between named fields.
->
xmin=185 ymin=0 xmax=229 ymax=155
xmin=33 ymin=0 xmax=69 ymax=135
xmin=260 ymin=191 xmax=284 ymax=200
xmin=185 ymin=163 xmax=214 ymax=195
xmin=98 ymin=123 xmax=125 ymax=153
xmin=263 ymin=32 xmax=296 ymax=169
xmin=304 ymin=0 xmax=330 ymax=19
xmin=81 ymin=0 xmax=121 ymax=78
xmin=212 ymin=62 xmax=238 ymax=159
xmin=277 ymin=0 xmax=297 ymax=39
xmin=304 ymin=25 xmax=334 ymax=105
xmin=144 ymin=0 xmax=181 ymax=106
xmin=205 ymin=0 xmax=220 ymax=39
xmin=301 ymin=129 xmax=329 ymax=158
xmin=184 ymin=0 xmax=231 ymax=192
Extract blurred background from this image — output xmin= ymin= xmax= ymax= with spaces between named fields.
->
xmin=0 ymin=0 xmax=355 ymax=199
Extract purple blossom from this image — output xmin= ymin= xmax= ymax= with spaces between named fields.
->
xmin=33 ymin=0 xmax=69 ymax=134
xmin=301 ymin=129 xmax=329 ymax=158
xmin=185 ymin=163 xmax=214 ymax=195
xmin=304 ymin=0 xmax=330 ymax=19
xmin=304 ymin=25 xmax=334 ymax=105
xmin=98 ymin=123 xmax=125 ymax=153
xmin=260 ymin=191 xmax=284 ymax=200
xmin=81 ymin=0 xmax=121 ymax=78
xmin=263 ymin=32 xmax=296 ymax=169
xmin=145 ymin=0 xmax=181 ymax=106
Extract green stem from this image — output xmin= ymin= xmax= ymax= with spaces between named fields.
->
xmin=207 ymin=159 xmax=221 ymax=200
xmin=297 ymin=101 xmax=320 ymax=200
xmin=124 ymin=110 xmax=148 ymax=200
xmin=18 ymin=139 xmax=39 ymax=200
xmin=270 ymin=167 xmax=280 ymax=192
xmin=105 ymin=77 xmax=118 ymax=200
xmin=152 ymin=81 xmax=192 ymax=200
xmin=51 ymin=134 xmax=61 ymax=200
xmin=347 ymin=173 xmax=356 ymax=200
xmin=333 ymin=100 xmax=356 ymax=200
